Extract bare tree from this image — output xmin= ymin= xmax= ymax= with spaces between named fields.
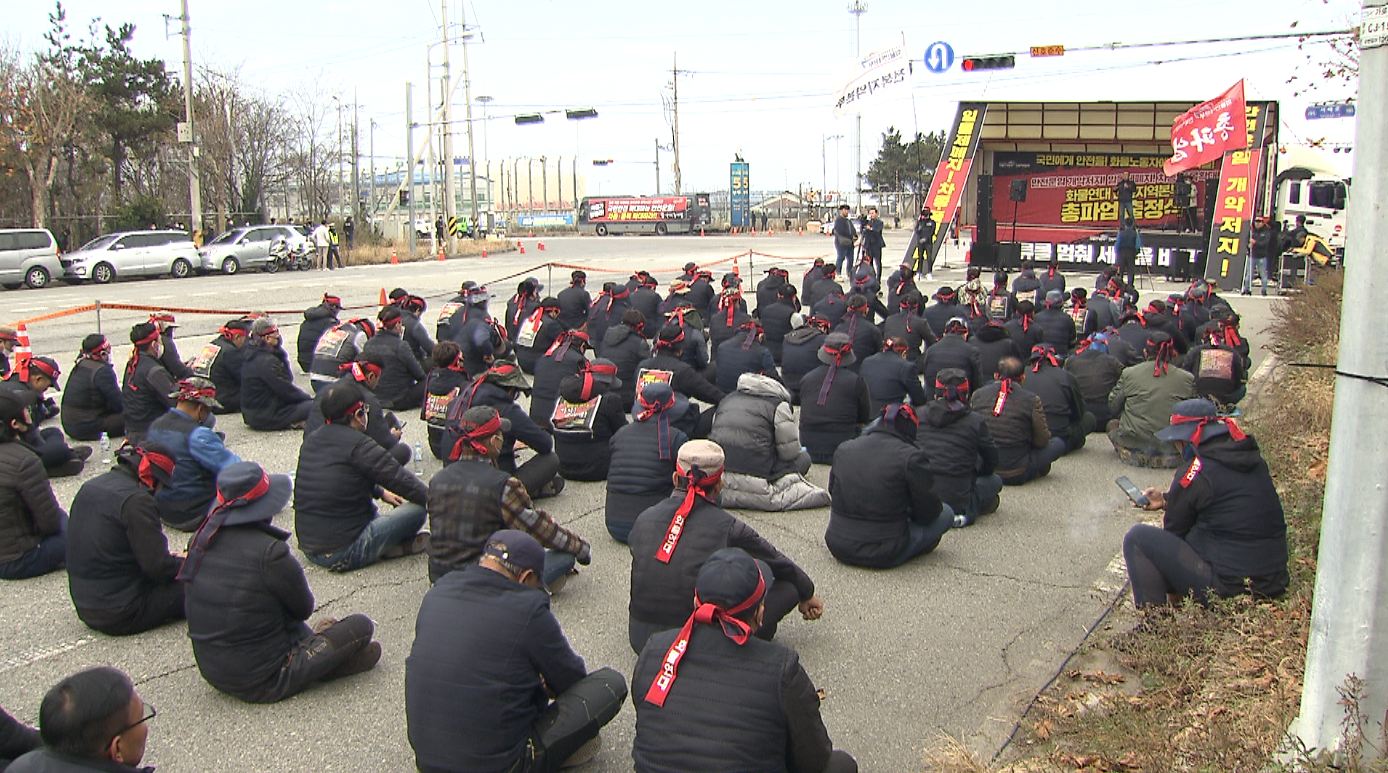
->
xmin=0 ymin=48 xmax=91 ymax=227
xmin=285 ymin=87 xmax=336 ymax=221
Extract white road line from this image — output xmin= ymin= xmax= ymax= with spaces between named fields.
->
xmin=7 ymin=306 xmax=43 ymax=313
xmin=0 ymin=636 xmax=96 ymax=674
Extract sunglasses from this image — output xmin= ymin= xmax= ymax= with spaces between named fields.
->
xmin=113 ymin=701 xmax=157 ymax=738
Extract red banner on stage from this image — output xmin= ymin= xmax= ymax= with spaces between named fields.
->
xmin=917 ymin=103 xmax=986 ymax=261
xmin=1208 ymin=147 xmax=1263 ymax=280
xmin=1163 ymin=80 xmax=1247 ymax=177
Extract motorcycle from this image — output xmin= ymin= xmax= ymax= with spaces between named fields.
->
xmin=266 ymin=237 xmax=313 ymax=272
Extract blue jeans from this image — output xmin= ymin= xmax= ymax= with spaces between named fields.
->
xmin=304 ymin=504 xmax=427 ymax=572
xmin=543 ymin=550 xmax=576 ymax=587
xmin=886 ymin=503 xmax=954 ymax=567
xmin=834 ymin=242 xmax=854 ymax=274
xmin=965 ymin=474 xmax=1004 ymax=524
xmin=0 ymin=532 xmax=67 ymax=580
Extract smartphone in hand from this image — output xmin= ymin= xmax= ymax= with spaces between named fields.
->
xmin=1115 ymin=476 xmax=1150 ymax=507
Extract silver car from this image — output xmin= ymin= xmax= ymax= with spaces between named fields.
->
xmin=198 ymin=225 xmax=309 ymax=274
xmin=61 ymin=230 xmax=201 ymax=284
xmin=0 ymin=228 xmax=62 ymax=290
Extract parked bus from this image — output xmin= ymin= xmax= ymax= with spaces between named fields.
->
xmin=577 ymin=194 xmax=711 ymax=235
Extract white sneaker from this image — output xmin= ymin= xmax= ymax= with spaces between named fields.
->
xmin=926 ymin=273 xmax=935 ymax=282
xmin=953 ymin=514 xmax=969 ymax=528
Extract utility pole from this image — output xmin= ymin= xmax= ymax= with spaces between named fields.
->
xmin=460 ymin=2 xmax=479 ymax=234
xmin=671 ymin=52 xmax=683 ymax=195
xmin=334 ymin=96 xmax=343 ymax=219
xmin=849 ymin=0 xmax=867 ymax=213
xmin=351 ymin=92 xmax=360 ymax=228
xmin=177 ymin=0 xmax=202 ymax=236
xmin=405 ymin=82 xmax=416 ymax=257
xmin=368 ymin=119 xmax=376 ymax=222
xmin=655 ymin=138 xmax=661 ymax=194
xmin=1293 ymin=0 xmax=1388 ymax=762
xmin=439 ymin=0 xmax=455 ymax=252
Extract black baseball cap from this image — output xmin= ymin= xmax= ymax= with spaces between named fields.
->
xmin=483 ymin=530 xmax=548 ymax=590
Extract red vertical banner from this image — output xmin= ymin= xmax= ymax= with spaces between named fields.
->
xmin=1204 ymin=101 xmax=1272 ymax=290
xmin=909 ymin=102 xmax=987 ymax=265
xmin=1164 ymin=80 xmax=1248 ymax=176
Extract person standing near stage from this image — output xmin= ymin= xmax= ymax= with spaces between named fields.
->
xmin=1115 ymin=216 xmax=1141 ymax=290
xmin=1116 ymin=173 xmax=1137 ymax=224
xmin=913 ymin=207 xmax=938 ymax=281
xmin=832 ymin=204 xmax=856 ymax=275
xmin=862 ymin=207 xmax=885 ymax=278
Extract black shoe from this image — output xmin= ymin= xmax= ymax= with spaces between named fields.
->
xmin=331 ymin=641 xmax=382 ymax=679
xmin=538 ymin=476 xmax=566 ymax=498
xmin=49 ymin=458 xmax=85 ymax=478
xmin=72 ymin=445 xmax=94 ymax=461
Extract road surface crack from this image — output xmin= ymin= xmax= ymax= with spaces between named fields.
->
xmin=939 ymin=562 xmax=1090 ymax=591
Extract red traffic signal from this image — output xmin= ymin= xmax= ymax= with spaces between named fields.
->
xmin=961 ymin=55 xmax=1015 ymax=72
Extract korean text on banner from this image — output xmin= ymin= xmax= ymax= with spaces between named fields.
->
xmin=920 ymin=103 xmax=988 ymax=262
xmin=833 ymin=45 xmax=912 ymax=117
xmin=1204 ymin=101 xmax=1272 ymax=291
xmin=1163 ymin=80 xmax=1247 ymax=177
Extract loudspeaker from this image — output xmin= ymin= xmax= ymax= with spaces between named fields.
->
xmin=997 ymin=243 xmax=1022 ymax=268
xmin=976 ymin=175 xmax=996 ymax=246
xmin=1009 ymin=178 xmax=1029 ymax=203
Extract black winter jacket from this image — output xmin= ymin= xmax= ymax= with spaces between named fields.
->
xmin=636 ymin=352 xmax=724 ymax=406
xmin=1065 ymin=349 xmax=1126 ymax=408
xmin=363 ymin=332 xmax=426 ymax=409
xmin=779 ymin=328 xmax=826 ymax=405
xmin=598 ymin=324 xmax=650 ymax=409
xmin=969 ymin=324 xmax=1021 ymax=386
xmin=714 ymin=335 xmax=777 ymax=395
xmin=184 ymin=522 xmax=314 ymax=697
xmin=66 ymin=468 xmax=180 ymax=625
xmin=293 ymin=422 xmax=428 ymax=555
xmin=859 ymin=351 xmax=927 ymax=414
xmin=921 ymin=335 xmax=983 ymax=396
xmin=797 ymin=365 xmax=871 ymax=464
xmin=556 ymin=285 xmax=591 ymax=329
xmin=923 ymin=300 xmax=965 ymax=338
xmin=455 ymin=380 xmax=554 ymax=472
xmin=61 ymin=359 xmax=123 ymax=440
xmin=121 ymin=355 xmax=175 ymax=440
xmin=530 ymin=347 xmax=587 ymax=429
xmin=296 ymin=303 xmax=338 ymax=373
xmin=305 ymin=374 xmax=398 ymax=453
xmin=831 ymin=314 xmax=882 ymax=372
xmin=552 ymin=378 xmax=626 ymax=481
xmin=1034 ymin=307 xmax=1077 ymax=353
xmin=918 ymin=401 xmax=998 ymax=510
xmin=240 ymin=342 xmax=312 ymax=430
xmin=202 ymin=335 xmax=246 ymax=413
xmin=882 ymin=311 xmax=935 ymax=363
xmin=826 ymin=426 xmax=945 ymax=567
xmin=630 ymin=288 xmax=663 ymax=332
xmin=0 ymin=440 xmax=66 ymax=564
xmin=1024 ymin=363 xmax=1087 ymax=442
xmin=969 ymin=381 xmax=1051 ymax=476
xmin=757 ymin=301 xmax=796 ymax=363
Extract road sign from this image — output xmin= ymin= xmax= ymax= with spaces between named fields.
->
xmin=1361 ymin=4 xmax=1388 ymax=50
xmin=924 ymin=41 xmax=954 ymax=73
xmin=1029 ymin=45 xmax=1064 ymax=57
xmin=1306 ymin=102 xmax=1357 ymax=120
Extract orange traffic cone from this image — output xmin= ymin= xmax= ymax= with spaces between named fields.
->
xmin=378 ymin=288 xmax=387 ymax=306
xmin=437 ymin=245 xmax=446 ymax=261
xmin=390 ymin=248 xmax=399 ymax=265
xmin=519 ymin=245 xmax=527 ymax=254
xmin=481 ymin=249 xmax=488 ymax=258
xmin=700 ymin=226 xmax=705 ymax=237
xmin=537 ymin=242 xmax=546 ymax=251
xmin=13 ymin=323 xmax=31 ymax=382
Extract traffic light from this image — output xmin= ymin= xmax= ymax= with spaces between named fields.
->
xmin=960 ymin=55 xmax=1015 ymax=72
xmin=514 ymin=113 xmax=544 ymax=125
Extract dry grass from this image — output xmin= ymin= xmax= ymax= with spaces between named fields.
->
xmin=343 ymin=238 xmax=515 ymax=266
xmin=924 ymin=273 xmax=1387 ymax=772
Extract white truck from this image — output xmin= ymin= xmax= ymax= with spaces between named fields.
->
xmin=1273 ymin=147 xmax=1350 ymax=257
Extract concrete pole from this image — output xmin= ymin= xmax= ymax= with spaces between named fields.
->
xmin=368 ymin=120 xmax=375 ymax=221
xmin=849 ymin=0 xmax=867 ymax=214
xmin=335 ymin=98 xmax=343 ymax=219
xmin=1293 ymin=0 xmax=1388 ymax=761
xmin=672 ymin=52 xmax=682 ymax=195
xmin=440 ymin=0 xmax=455 ymax=251
xmin=351 ymin=93 xmax=361 ymax=229
xmin=405 ymin=82 xmax=416 ymax=257
xmin=460 ymin=3 xmax=479 ymax=233
xmin=655 ymin=138 xmax=661 ymax=194
xmin=178 ymin=0 xmax=202 ymax=235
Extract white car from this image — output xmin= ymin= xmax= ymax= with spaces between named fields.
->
xmin=198 ymin=225 xmax=310 ymax=274
xmin=61 ymin=230 xmax=201 ymax=284
xmin=0 ymin=228 xmax=62 ymax=290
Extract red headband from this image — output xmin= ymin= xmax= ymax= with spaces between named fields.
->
xmin=343 ymin=361 xmax=384 ymax=381
xmin=30 ymin=359 xmax=59 ymax=379
xmin=883 ymin=402 xmax=918 ymax=426
xmin=215 ymin=472 xmax=272 ymax=510
xmin=655 ymin=462 xmax=725 ymax=565
xmin=644 ymin=565 xmax=765 ymax=707
xmin=1030 ymin=347 xmax=1059 ymax=372
xmin=323 ymin=294 xmax=342 ymax=306
xmin=1168 ymin=413 xmax=1247 ymax=446
xmin=992 ymin=378 xmax=1014 ymax=417
xmin=136 ymin=448 xmax=176 ymax=491
xmin=655 ymin=329 xmax=686 ymax=351
xmin=449 ymin=414 xmax=502 ymax=460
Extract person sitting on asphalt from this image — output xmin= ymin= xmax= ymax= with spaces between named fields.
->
xmin=604 ymin=382 xmax=690 ymax=543
xmin=452 ymin=361 xmax=566 ymax=499
xmin=147 ymin=377 xmax=239 ymax=532
xmin=181 ymin=461 xmax=382 ymax=703
xmin=810 ymin=281 xmax=847 ymax=326
xmin=714 ymin=320 xmax=778 ymax=395
xmin=0 ymin=327 xmax=14 ymax=380
xmin=755 ymin=266 xmax=790 ymax=311
xmin=531 ymin=329 xmax=591 ymax=431
xmin=860 ymin=336 xmax=929 ymax=415
xmin=709 ymin=372 xmax=828 ymax=512
xmin=148 ymin=312 xmax=192 ymax=381
xmin=1181 ymin=318 xmax=1249 ymax=407
xmin=886 ymin=258 xmax=918 ymax=311
xmin=503 ymin=277 xmax=544 ymax=342
xmin=923 ymin=284 xmax=965 ymax=337
xmin=708 ymin=279 xmax=752 ymax=360
xmin=307 ymin=316 xmax=375 ymax=394
xmin=688 ymin=269 xmax=718 ymax=316
xmin=882 ymin=290 xmax=936 ymax=369
xmin=117 ymin=321 xmax=173 ymax=441
xmin=832 ymin=295 xmax=883 ymax=372
xmin=665 ymin=303 xmax=712 ymax=376
xmin=758 ymin=284 xmax=799 ymax=365
xmin=969 ymin=319 xmax=1022 ymax=389
xmin=1034 ymin=289 xmax=1079 ymax=354
xmin=587 ymin=281 xmax=631 ymax=345
xmin=918 ymin=369 xmax=1002 ymax=526
xmin=365 ymin=306 xmax=428 ymax=411
xmin=598 ymin=309 xmax=650 ymax=411
xmin=449 ymin=284 xmax=512 ymax=377
xmin=1122 ymin=399 xmax=1288 ymax=610
xmin=629 ymin=273 xmax=663 ymax=334
xmin=1040 ymin=256 xmax=1067 ymax=299
xmin=1192 ymin=305 xmax=1251 ymax=366
xmin=0 ymin=704 xmax=39 ymax=768
xmin=0 ymin=356 xmax=90 ymax=478
xmin=552 ymin=359 xmax=627 ymax=482
xmin=921 ymin=317 xmax=984 ymax=398
xmin=1024 ymin=343 xmax=1094 ymax=454
xmin=397 ymin=294 xmax=438 ymax=368
xmin=798 ymin=332 xmax=872 ymax=464
xmin=1002 ymin=300 xmax=1043 ymax=353
xmin=0 ymin=393 xmax=68 ymax=580
xmin=515 ymin=298 xmax=564 ymax=374
xmin=422 ymin=342 xmax=471 ymax=461
xmin=65 ymin=442 xmax=183 ymax=636
xmin=632 ymin=548 xmax=856 ymax=773
xmin=407 ymin=529 xmax=627 ymax=773
xmin=800 ymin=257 xmax=826 ymax=301
xmin=627 ymin=440 xmax=822 ymax=654
xmin=195 ymin=317 xmax=254 ymax=413
xmin=5 ymin=666 xmax=155 ymax=773
xmin=294 ymin=383 xmax=429 ymax=573
xmin=1082 ymin=281 xmax=1122 ymax=337
xmin=240 ymin=317 xmax=313 ymax=431
xmin=304 ymin=349 xmax=410 ymax=465
xmin=1109 ymin=332 xmax=1197 ymax=468
xmin=1011 ymin=261 xmax=1043 ymax=306
xmin=806 ymin=263 xmax=842 ymax=310
xmin=427 ymin=406 xmax=591 ymax=586
xmin=557 ymin=270 xmax=592 ymax=330
xmin=296 ymin=293 xmax=343 ymax=373
xmin=970 ymin=357 xmax=1065 ymax=486
xmin=60 ymin=334 xmax=124 ymax=441
xmin=1064 ymin=332 xmax=1126 ymax=430
xmin=826 ymin=403 xmax=954 ymax=567
xmin=637 ymin=324 xmax=725 ymax=438
xmin=780 ymin=314 xmax=831 ymax=405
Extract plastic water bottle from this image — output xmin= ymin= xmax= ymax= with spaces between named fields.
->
xmin=413 ymin=443 xmax=423 ymax=475
xmin=99 ymin=432 xmax=111 ymax=466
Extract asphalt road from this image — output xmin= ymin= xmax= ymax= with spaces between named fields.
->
xmin=0 ymin=231 xmax=1280 ymax=772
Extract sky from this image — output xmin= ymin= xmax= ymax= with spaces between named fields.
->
xmin=5 ymin=0 xmax=1365 ymax=198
